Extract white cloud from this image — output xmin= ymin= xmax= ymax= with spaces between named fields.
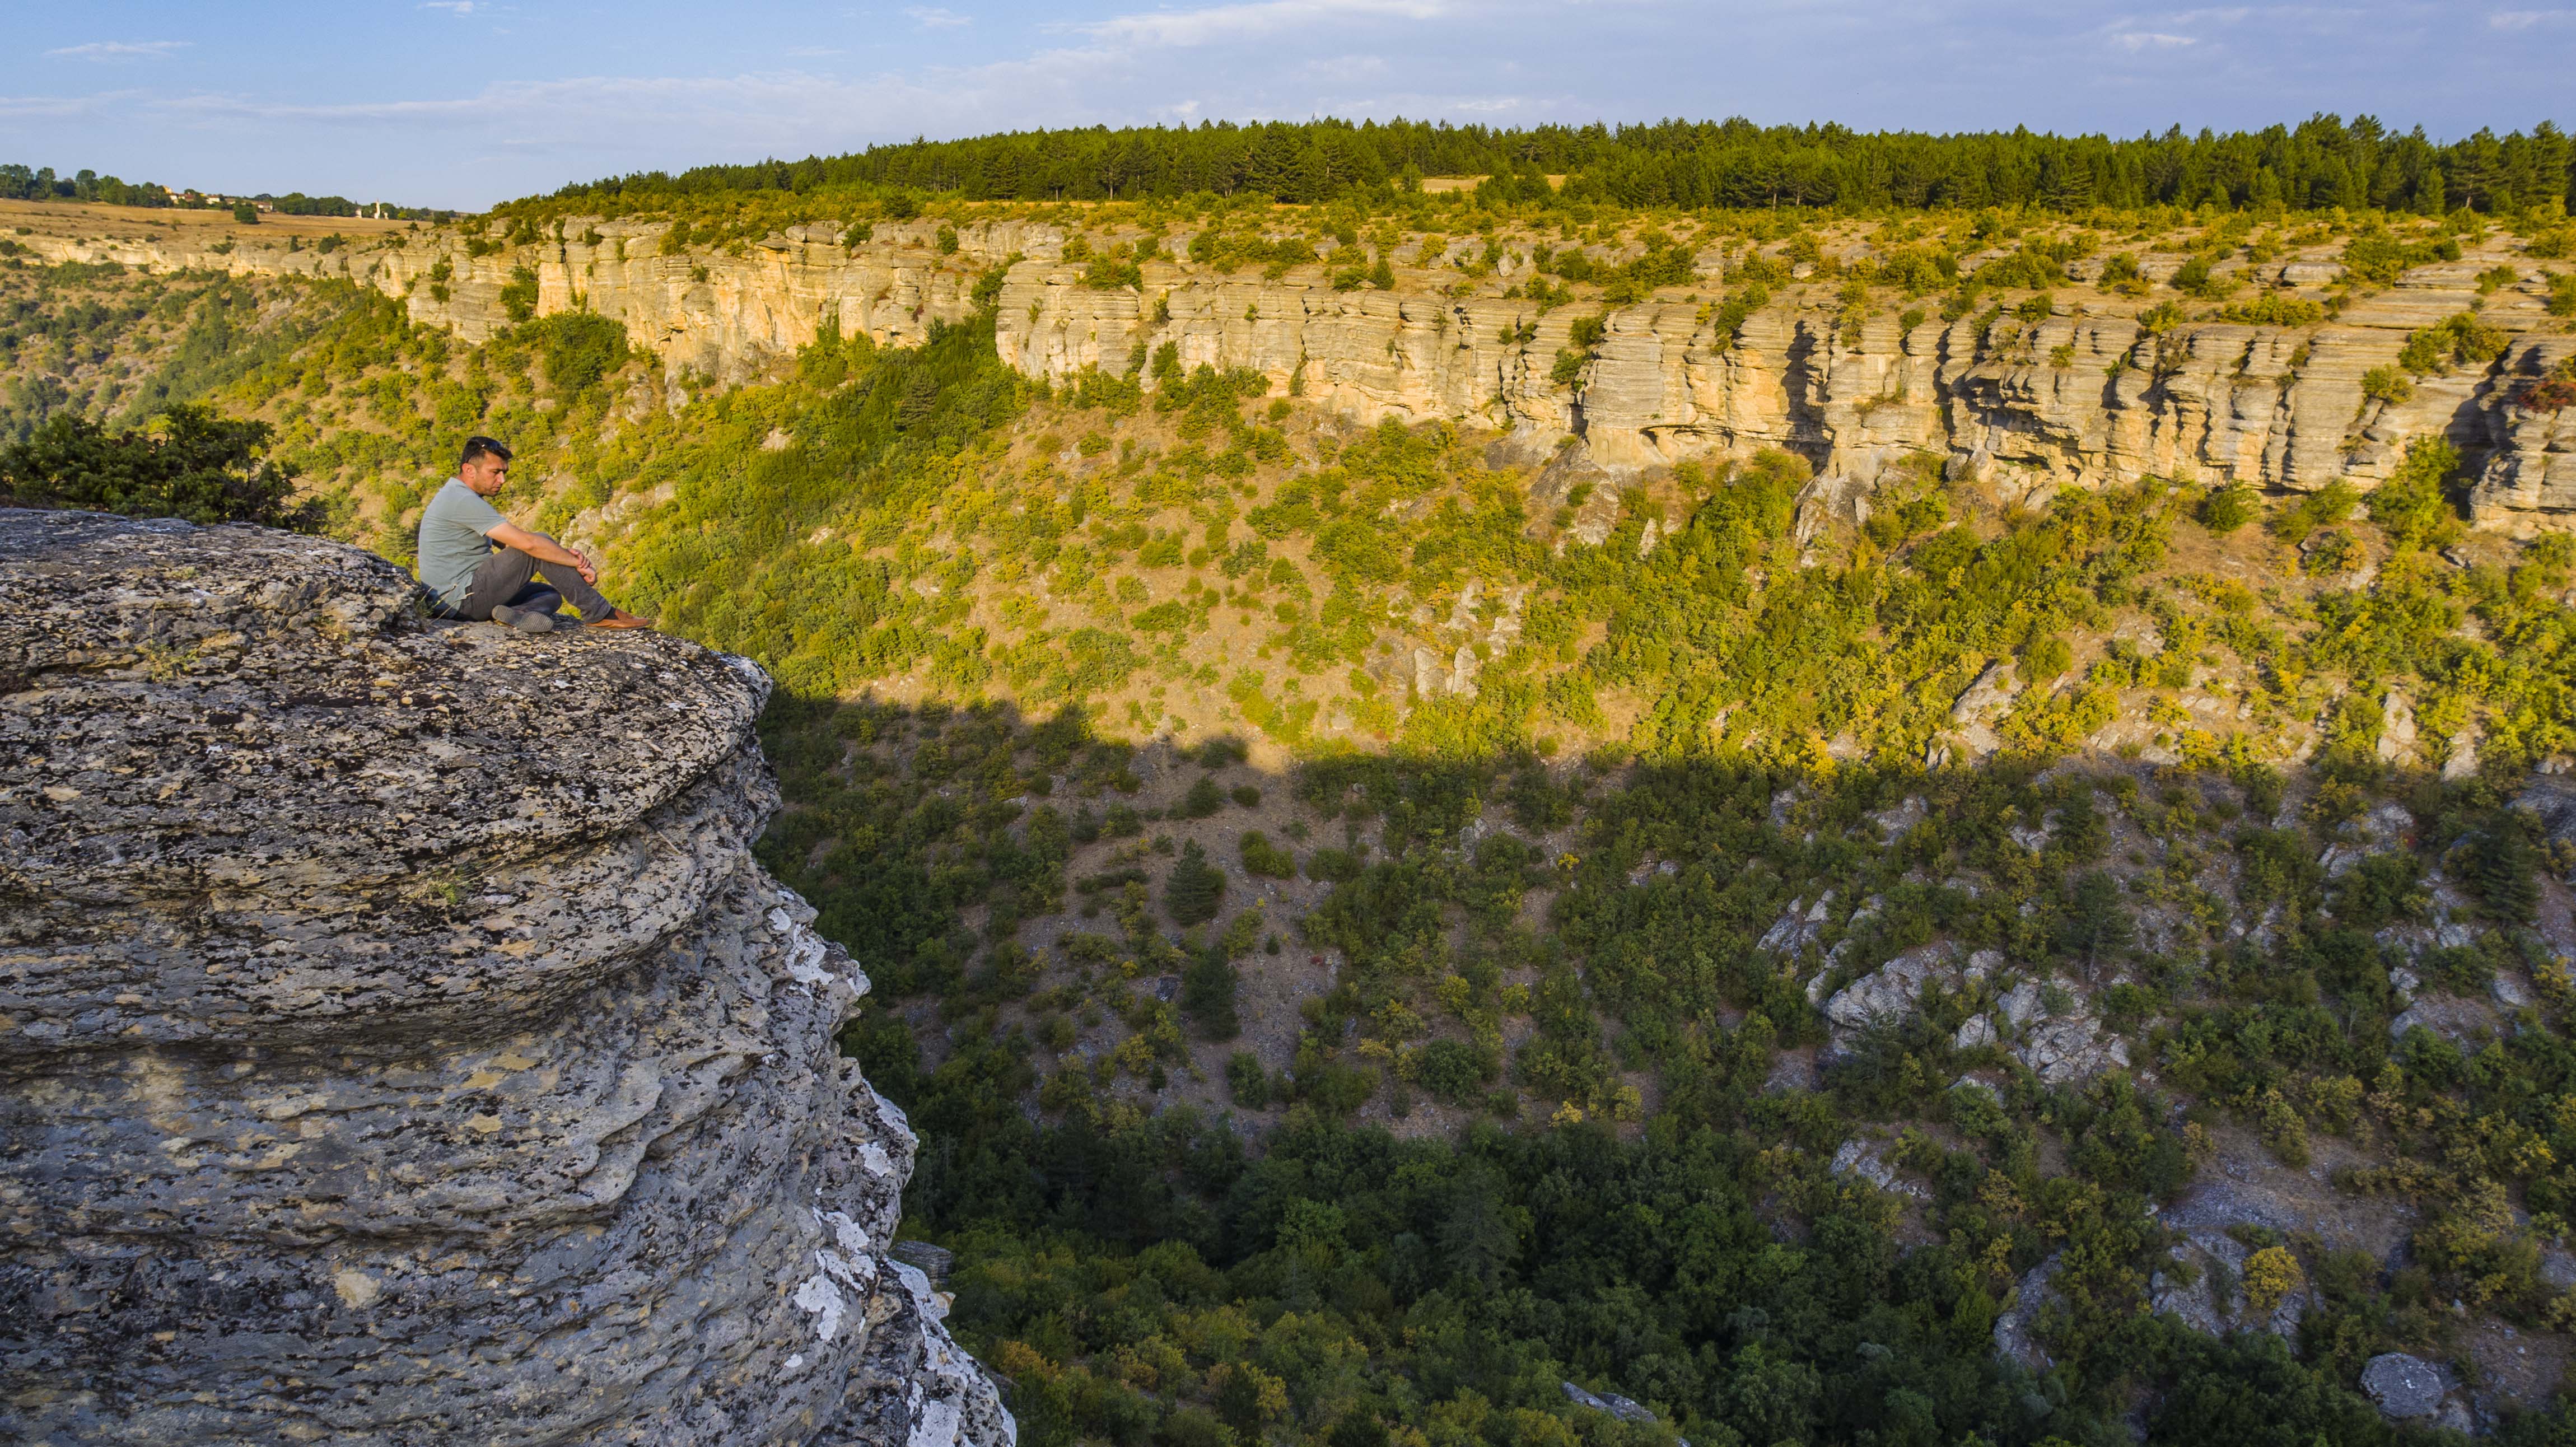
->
xmin=905 ymin=6 xmax=973 ymax=28
xmin=45 ymin=40 xmax=192 ymax=60
xmin=0 ymin=91 xmax=130 ymax=118
xmin=1301 ymin=54 xmax=1391 ymax=82
xmin=1077 ymin=0 xmax=1453 ymax=49
xmin=2110 ymin=29 xmax=2199 ymax=48
xmin=124 ymin=59 xmax=1121 ymax=155
xmin=420 ymin=2 xmax=481 ymax=13
xmin=2489 ymin=7 xmax=2573 ymax=26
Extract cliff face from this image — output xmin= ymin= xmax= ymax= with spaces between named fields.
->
xmin=0 ymin=510 xmax=1014 ymax=1447
xmin=23 ymin=218 xmax=2574 ymax=527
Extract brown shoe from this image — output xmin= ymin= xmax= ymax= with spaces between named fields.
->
xmin=586 ymin=609 xmax=655 ymax=630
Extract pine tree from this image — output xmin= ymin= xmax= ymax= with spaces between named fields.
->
xmin=2056 ymin=870 xmax=2134 ymax=967
xmin=1165 ymin=838 xmax=1225 ymax=926
xmin=1182 ymin=945 xmax=1239 ymax=1039
xmin=2462 ymin=820 xmax=2541 ymax=924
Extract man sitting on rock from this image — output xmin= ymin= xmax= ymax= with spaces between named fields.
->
xmin=417 ymin=436 xmax=650 ymax=632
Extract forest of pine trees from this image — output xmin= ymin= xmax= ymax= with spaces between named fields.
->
xmin=543 ymin=115 xmax=2573 ymax=217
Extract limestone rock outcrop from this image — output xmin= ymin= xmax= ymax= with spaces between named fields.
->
xmin=24 ymin=218 xmax=2576 ymax=527
xmin=2469 ymin=335 xmax=2576 ymax=533
xmin=2362 ymin=1352 xmax=2473 ymax=1430
xmin=0 ymin=510 xmax=1013 ymax=1447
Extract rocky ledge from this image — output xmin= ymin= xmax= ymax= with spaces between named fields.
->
xmin=0 ymin=510 xmax=1014 ymax=1446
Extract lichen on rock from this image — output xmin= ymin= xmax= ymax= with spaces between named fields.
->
xmin=0 ymin=509 xmax=1014 ymax=1447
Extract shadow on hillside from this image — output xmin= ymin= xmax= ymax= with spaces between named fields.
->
xmin=752 ymin=679 xmax=2566 ymax=1155
xmin=749 ymin=682 xmax=2576 ymax=1445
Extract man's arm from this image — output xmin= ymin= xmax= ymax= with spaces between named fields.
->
xmin=488 ymin=520 xmax=597 ymax=585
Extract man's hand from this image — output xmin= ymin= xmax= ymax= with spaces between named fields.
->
xmin=568 ymin=547 xmax=598 ymax=585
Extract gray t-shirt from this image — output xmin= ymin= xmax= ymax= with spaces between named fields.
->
xmin=417 ymin=478 xmax=508 ymax=608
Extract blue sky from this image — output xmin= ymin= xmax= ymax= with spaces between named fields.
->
xmin=8 ymin=2 xmax=2571 ymax=211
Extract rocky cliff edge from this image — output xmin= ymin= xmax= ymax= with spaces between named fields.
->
xmin=0 ymin=508 xmax=1014 ymax=1447
xmin=23 ymin=217 xmax=2576 ymax=527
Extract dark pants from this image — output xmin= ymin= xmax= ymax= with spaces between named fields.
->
xmin=458 ymin=548 xmax=613 ymax=624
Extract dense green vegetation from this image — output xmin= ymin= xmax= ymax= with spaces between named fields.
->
xmin=0 ymin=161 xmax=445 ymax=217
xmin=771 ymin=675 xmax=2576 ymax=1444
xmin=544 ymin=115 xmax=2572 ymax=216
xmin=0 ymin=262 xmax=408 ymax=446
xmin=0 ymin=403 xmax=318 ymax=529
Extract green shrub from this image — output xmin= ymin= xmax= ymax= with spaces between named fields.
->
xmin=518 ymin=311 xmax=629 ymax=394
xmin=2367 ymin=436 xmax=2463 ymax=550
xmin=1225 ymin=1051 xmax=1269 ymax=1108
xmin=1240 ymin=830 xmax=1296 ymax=877
xmin=1306 ymin=846 xmax=1363 ymax=882
xmin=0 ymin=404 xmax=319 ymax=531
xmin=2200 ymin=484 xmax=2257 ymax=533
xmin=1181 ymin=774 xmax=1226 ymax=818
xmin=2020 ymin=634 xmax=2074 ymax=684
xmin=2398 ymin=312 xmax=2510 ymax=375
xmin=498 ymin=264 xmax=540 ymax=324
xmin=1409 ymin=1038 xmax=1497 ymax=1102
xmin=2208 ymin=294 xmax=2325 ymax=326
xmin=2171 ymin=255 xmax=2224 ymax=297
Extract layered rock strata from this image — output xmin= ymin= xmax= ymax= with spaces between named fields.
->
xmin=0 ymin=510 xmax=1012 ymax=1447
xmin=21 ymin=220 xmax=2573 ymax=525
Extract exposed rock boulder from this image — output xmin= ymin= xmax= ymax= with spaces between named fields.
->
xmin=2376 ymin=689 xmax=2420 ymax=764
xmin=1820 ymin=943 xmax=1996 ymax=1029
xmin=1560 ymin=1382 xmax=1658 ymax=1429
xmin=1829 ymin=1137 xmax=1927 ymax=1199
xmin=1992 ymin=1253 xmax=2062 ymax=1371
xmin=1761 ymin=890 xmax=1837 ymax=956
xmin=1944 ymin=661 xmax=2019 ymax=762
xmin=0 ymin=511 xmax=1012 ymax=1447
xmin=1998 ymin=978 xmax=2130 ymax=1085
xmin=2318 ymin=799 xmax=2418 ymax=879
xmin=2390 ymin=992 xmax=2502 ymax=1045
xmin=2517 ymin=773 xmax=2576 ymax=852
xmin=2360 ymin=1351 xmax=2472 ymax=1430
xmin=2362 ymin=1352 xmax=2448 ymax=1418
xmin=2148 ymin=1230 xmax=2308 ymax=1339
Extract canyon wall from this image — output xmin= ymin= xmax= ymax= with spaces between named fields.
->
xmin=24 ymin=217 xmax=2576 ymax=528
xmin=0 ymin=509 xmax=1014 ymax=1446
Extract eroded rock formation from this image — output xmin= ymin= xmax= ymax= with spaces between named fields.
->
xmin=21 ymin=218 xmax=2574 ymax=526
xmin=0 ymin=510 xmax=1013 ymax=1446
